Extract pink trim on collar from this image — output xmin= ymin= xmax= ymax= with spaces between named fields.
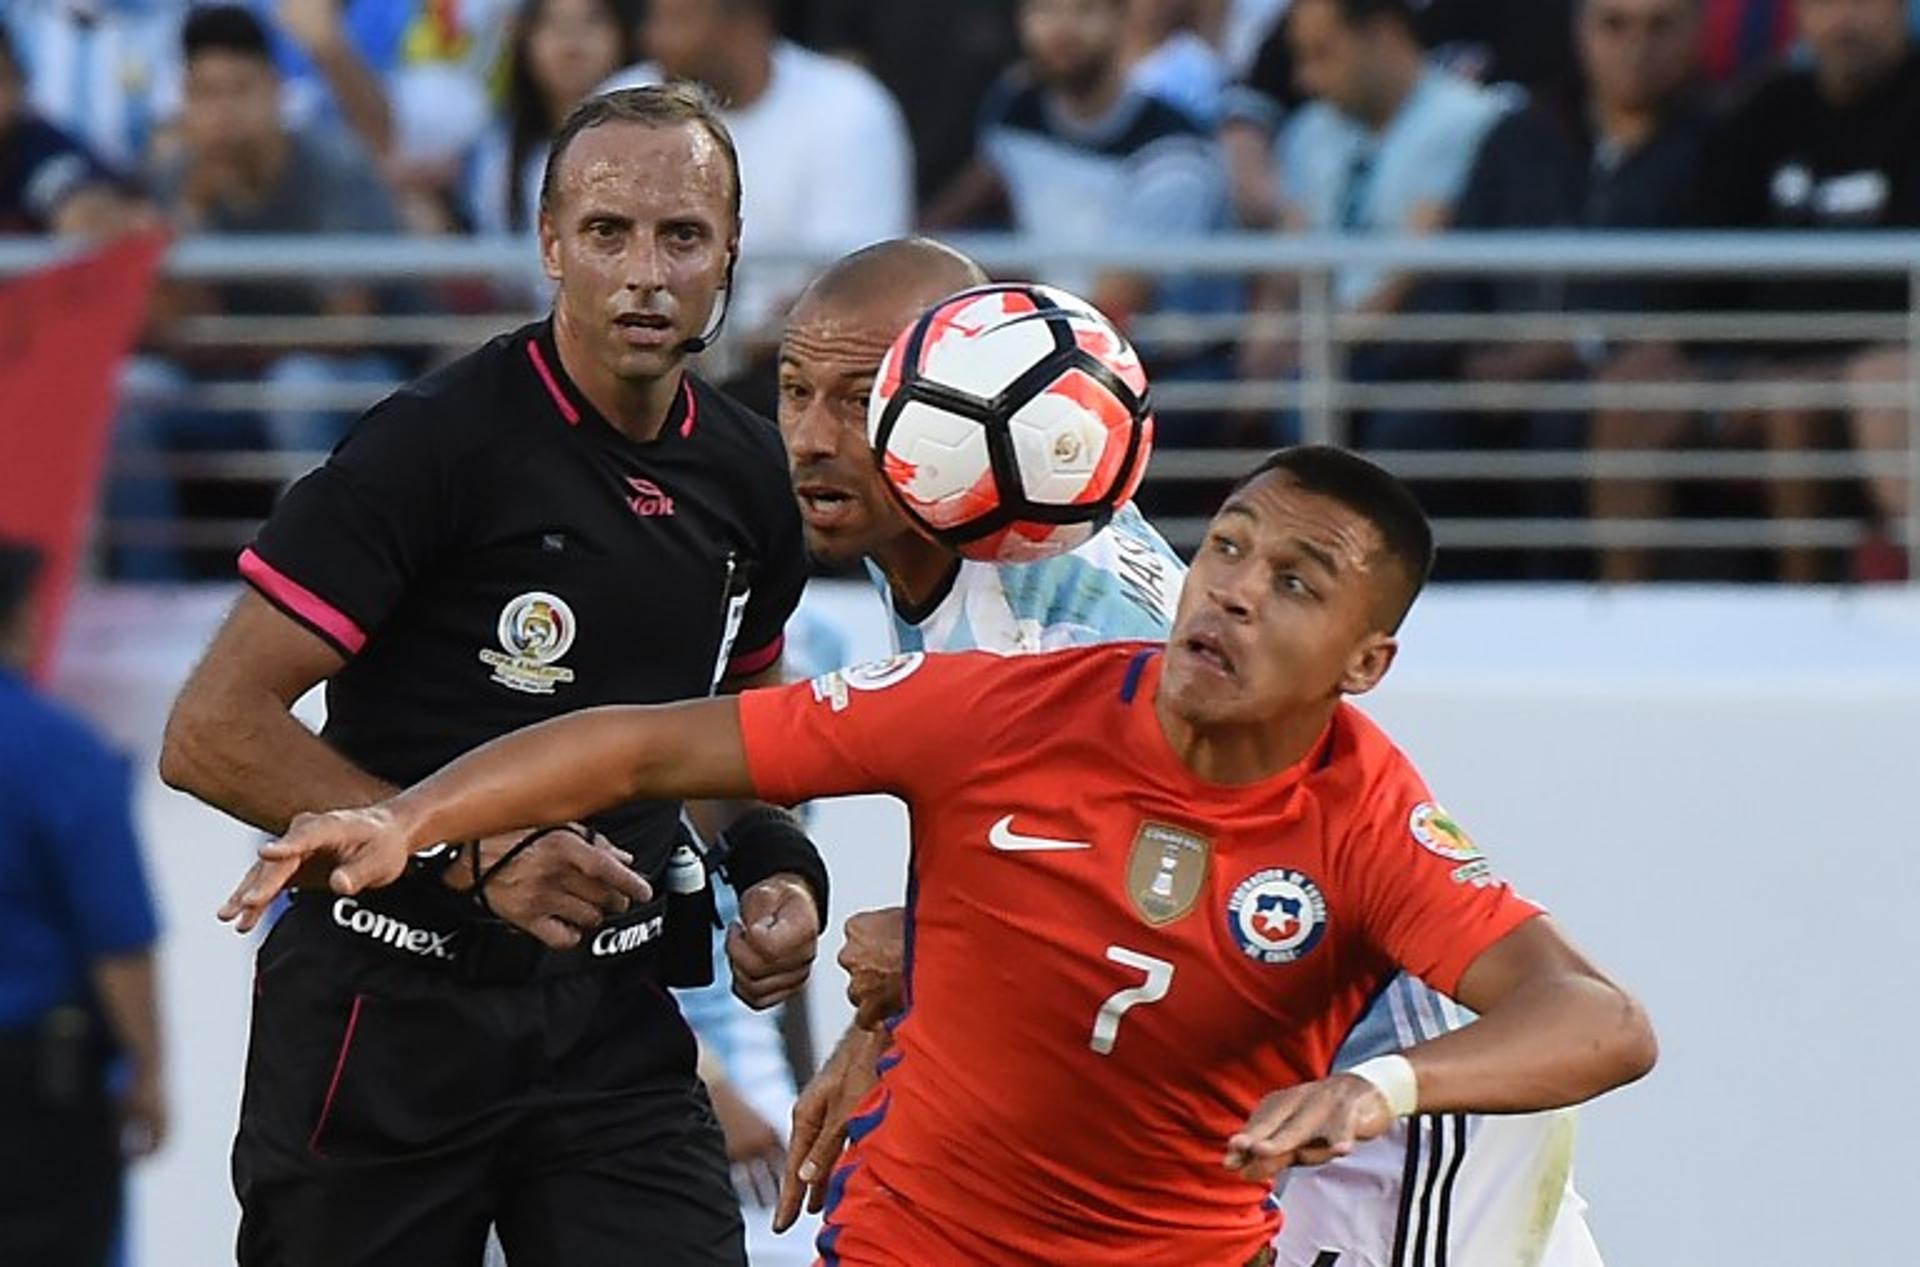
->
xmin=526 ymin=339 xmax=579 ymax=426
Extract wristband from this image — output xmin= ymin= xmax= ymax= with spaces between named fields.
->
xmin=1347 ymin=1054 xmax=1419 ymax=1117
xmin=715 ymin=807 xmax=829 ymax=925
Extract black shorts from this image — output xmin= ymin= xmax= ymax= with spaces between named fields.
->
xmin=233 ymin=897 xmax=745 ymax=1267
xmin=0 ymin=1018 xmax=120 ymax=1267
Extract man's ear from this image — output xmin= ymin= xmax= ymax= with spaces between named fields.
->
xmin=1339 ymin=632 xmax=1396 ymax=697
xmin=538 ymin=208 xmax=562 ymax=283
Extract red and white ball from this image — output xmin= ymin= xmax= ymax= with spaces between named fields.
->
xmin=867 ymin=283 xmax=1154 ymax=563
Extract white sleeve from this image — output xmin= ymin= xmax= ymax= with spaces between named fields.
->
xmin=806 ymin=74 xmax=915 ymax=247
xmin=1120 ymin=136 xmax=1225 ymax=236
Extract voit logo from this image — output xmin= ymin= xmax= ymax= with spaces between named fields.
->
xmin=627 ymin=477 xmax=676 ymax=517
xmin=331 ymin=898 xmax=456 ymax=960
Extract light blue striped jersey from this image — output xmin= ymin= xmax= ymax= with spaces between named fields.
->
xmin=873 ymin=503 xmax=1186 ymax=655
xmin=675 ymin=607 xmax=846 ymax=1105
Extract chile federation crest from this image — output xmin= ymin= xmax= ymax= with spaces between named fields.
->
xmin=1227 ymin=868 xmax=1328 ymax=965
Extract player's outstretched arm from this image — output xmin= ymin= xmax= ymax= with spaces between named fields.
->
xmin=1226 ymin=917 xmax=1655 ymax=1181
xmin=219 ymin=697 xmax=759 ymax=928
xmin=1395 ymin=915 xmax=1656 ymax=1114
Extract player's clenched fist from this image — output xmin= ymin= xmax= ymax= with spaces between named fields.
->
xmin=1223 ymin=1075 xmax=1397 ymax=1183
xmin=727 ymin=874 xmax=822 ymax=1009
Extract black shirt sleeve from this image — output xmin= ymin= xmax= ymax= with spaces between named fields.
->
xmin=723 ymin=447 xmax=808 ymax=682
xmin=1696 ymin=91 xmax=1772 ymax=231
xmin=5 ymin=119 xmax=117 ymax=231
xmin=242 ymin=392 xmax=465 ymax=657
xmin=1688 ymin=87 xmax=1777 ymax=315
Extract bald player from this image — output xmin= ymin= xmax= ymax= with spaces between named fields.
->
xmin=770 ymin=240 xmax=1614 ymax=1267
xmin=772 ymin=238 xmax=1189 ymax=1226
xmin=780 ymin=238 xmax=1184 ymax=655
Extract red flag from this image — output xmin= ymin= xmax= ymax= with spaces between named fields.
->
xmin=0 ymin=229 xmax=169 ymax=677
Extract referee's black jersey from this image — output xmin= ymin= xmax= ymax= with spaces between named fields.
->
xmin=240 ymin=320 xmax=806 ymax=863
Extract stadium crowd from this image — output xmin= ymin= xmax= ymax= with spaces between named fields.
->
xmin=2 ymin=0 xmax=1915 ymax=583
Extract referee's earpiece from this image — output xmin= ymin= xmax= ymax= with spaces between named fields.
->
xmin=680 ymin=249 xmax=739 ymax=356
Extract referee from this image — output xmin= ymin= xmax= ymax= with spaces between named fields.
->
xmin=164 ymin=86 xmax=827 ymax=1265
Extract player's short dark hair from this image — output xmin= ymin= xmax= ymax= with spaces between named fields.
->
xmin=183 ymin=5 xmax=275 ymax=65
xmin=539 ymin=84 xmax=742 ymax=228
xmin=0 ymin=538 xmax=43 ymax=631
xmin=1231 ymin=446 xmax=1434 ymax=631
xmin=0 ymin=22 xmax=21 ymax=80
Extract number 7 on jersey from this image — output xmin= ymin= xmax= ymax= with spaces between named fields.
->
xmin=1089 ymin=946 xmax=1174 ymax=1055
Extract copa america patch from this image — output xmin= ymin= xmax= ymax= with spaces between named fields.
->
xmin=1408 ymin=801 xmax=1481 ymax=862
xmin=810 ymin=652 xmax=926 ymax=712
xmin=843 ymin=652 xmax=925 ymax=690
xmin=480 ymin=590 xmax=577 ymax=694
xmin=1226 ymin=868 xmax=1328 ymax=965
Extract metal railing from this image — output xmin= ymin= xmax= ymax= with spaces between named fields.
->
xmin=2 ymin=231 xmax=1914 ymax=580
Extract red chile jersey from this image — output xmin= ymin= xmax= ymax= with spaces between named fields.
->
xmin=243 ymin=319 xmax=805 ymax=864
xmin=738 ymin=645 xmax=1543 ymax=1265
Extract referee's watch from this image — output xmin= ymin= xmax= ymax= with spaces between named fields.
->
xmin=407 ymin=841 xmax=470 ymax=885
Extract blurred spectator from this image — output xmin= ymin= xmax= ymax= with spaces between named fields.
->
xmin=270 ymin=0 xmax=521 ymax=176
xmin=3 ymin=0 xmax=188 ymax=173
xmin=1230 ymin=3 xmax=1307 ymax=120
xmin=288 ymin=0 xmax=518 ymax=237
xmin=267 ymin=0 xmax=396 ymax=159
xmin=1222 ymin=0 xmax=1293 ymax=73
xmin=466 ymin=0 xmax=640 ymax=235
xmin=384 ymin=0 xmax=515 ymax=190
xmin=1218 ymin=5 xmax=1303 ymax=231
xmin=7 ymin=0 xmax=405 ymax=175
xmin=114 ymin=4 xmax=408 ymax=580
xmin=1700 ymin=0 xmax=1918 ymax=581
xmin=1412 ymin=0 xmax=1582 ymax=104
xmin=604 ymin=0 xmax=913 ymax=401
xmin=0 ymin=540 xmax=167 ymax=1267
xmin=1222 ymin=0 xmax=1578 ymax=232
xmin=1239 ymin=0 xmax=1510 ymax=435
xmin=1698 ymin=0 xmax=1796 ymax=87
xmin=807 ymin=0 xmax=1020 ymax=210
xmin=1427 ymin=0 xmax=1709 ymax=581
xmin=148 ymin=4 xmax=405 ymax=426
xmin=0 ymin=21 xmax=145 ymax=238
xmin=1124 ymin=0 xmax=1233 ymax=124
xmin=927 ymin=0 xmax=1229 ymax=336
xmin=1276 ymin=0 xmax=1509 ymax=312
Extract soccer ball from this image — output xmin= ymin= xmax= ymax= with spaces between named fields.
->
xmin=867 ymin=283 xmax=1154 ymax=563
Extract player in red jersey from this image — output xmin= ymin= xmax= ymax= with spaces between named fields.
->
xmin=223 ymin=447 xmax=1657 ymax=1266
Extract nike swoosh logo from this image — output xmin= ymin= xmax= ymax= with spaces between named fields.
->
xmin=988 ymin=815 xmax=1092 ymax=853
